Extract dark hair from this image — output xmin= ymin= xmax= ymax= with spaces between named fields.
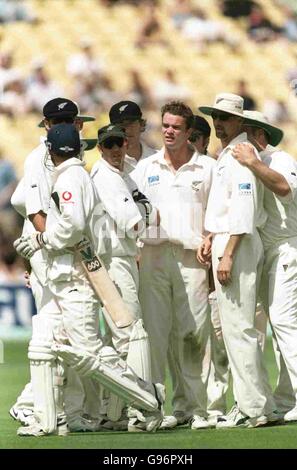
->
xmin=161 ymin=101 xmax=193 ymax=129
xmin=250 ymin=125 xmax=270 ymax=143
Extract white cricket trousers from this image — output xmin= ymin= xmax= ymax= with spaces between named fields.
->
xmin=260 ymin=236 xmax=297 ymax=409
xmin=103 ymin=255 xmax=141 ymax=357
xmin=15 ymin=270 xmax=100 ymax=420
xmin=205 ymin=291 xmax=229 ymax=417
xmin=139 ymin=242 xmax=210 ymax=416
xmin=212 ymin=232 xmax=275 ymax=418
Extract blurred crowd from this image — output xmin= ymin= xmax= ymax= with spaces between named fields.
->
xmin=0 ymin=0 xmax=297 ymax=281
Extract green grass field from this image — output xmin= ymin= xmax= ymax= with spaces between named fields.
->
xmin=1 ymin=338 xmax=297 ymax=449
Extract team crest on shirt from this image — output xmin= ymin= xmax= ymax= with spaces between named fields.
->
xmin=238 ymin=183 xmax=252 ymax=196
xmin=191 ymin=180 xmax=202 ymax=191
xmin=148 ymin=175 xmax=160 ymax=185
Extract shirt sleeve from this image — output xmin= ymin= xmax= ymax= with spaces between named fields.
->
xmin=268 ymin=152 xmax=297 ymax=204
xmin=92 ymin=170 xmax=142 ymax=234
xmin=24 ymin=150 xmax=49 ymax=216
xmin=10 ymin=178 xmax=26 ymax=218
xmin=44 ymin=173 xmax=87 ymax=251
xmin=228 ymin=158 xmax=258 ymax=235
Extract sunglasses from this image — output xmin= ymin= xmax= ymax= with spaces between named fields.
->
xmin=102 ymin=137 xmax=124 ymax=149
xmin=51 ymin=116 xmax=75 ymax=124
xmin=211 ymin=112 xmax=232 ymax=121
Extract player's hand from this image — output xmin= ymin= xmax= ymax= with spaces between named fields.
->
xmin=24 ymin=271 xmax=31 ymax=289
xmin=217 ymin=255 xmax=233 ymax=286
xmin=197 ymin=235 xmax=212 ymax=265
xmin=14 ymin=232 xmax=46 ymax=260
xmin=132 ymin=189 xmax=153 ymax=227
xmin=232 ymin=143 xmax=258 ymax=168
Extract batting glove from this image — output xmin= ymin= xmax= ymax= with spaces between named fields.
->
xmin=14 ymin=232 xmax=48 ymax=260
xmin=132 ymin=190 xmax=154 ymax=227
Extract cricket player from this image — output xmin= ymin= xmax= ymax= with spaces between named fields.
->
xmin=90 ymin=123 xmax=156 ymax=430
xmin=197 ymin=93 xmax=278 ymax=428
xmin=189 ymin=115 xmax=230 ymax=425
xmin=232 ymin=110 xmax=297 ymax=421
xmin=109 ymin=100 xmax=155 ymax=173
xmin=130 ymin=101 xmax=215 ymax=430
xmin=14 ymin=123 xmax=165 ymax=436
xmin=10 ymin=97 xmax=100 ymax=433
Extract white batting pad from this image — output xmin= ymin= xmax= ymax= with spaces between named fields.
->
xmin=52 ymin=343 xmax=158 ymax=412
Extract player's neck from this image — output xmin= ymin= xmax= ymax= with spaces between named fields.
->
xmin=164 ymin=144 xmax=193 ymax=172
xmin=127 ymin=142 xmax=142 ymax=161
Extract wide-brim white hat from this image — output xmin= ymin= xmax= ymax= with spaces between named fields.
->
xmin=199 ymin=93 xmax=244 ymax=118
xmin=243 ymin=110 xmax=283 ymax=147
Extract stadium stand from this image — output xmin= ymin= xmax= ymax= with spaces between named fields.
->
xmin=0 ymin=0 xmax=296 ymax=174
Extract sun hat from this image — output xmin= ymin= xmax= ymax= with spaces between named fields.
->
xmin=199 ymin=93 xmax=244 ymax=118
xmin=243 ymin=110 xmax=284 ymax=146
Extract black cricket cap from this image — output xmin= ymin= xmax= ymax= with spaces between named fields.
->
xmin=109 ymin=101 xmax=142 ymax=124
xmin=43 ymin=98 xmax=79 ymax=120
xmin=192 ymin=115 xmax=211 ymax=137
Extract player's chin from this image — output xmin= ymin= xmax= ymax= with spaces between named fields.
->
xmin=164 ymin=139 xmax=176 ymax=147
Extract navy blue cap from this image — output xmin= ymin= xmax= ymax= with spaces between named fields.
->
xmin=46 ymin=123 xmax=81 ymax=158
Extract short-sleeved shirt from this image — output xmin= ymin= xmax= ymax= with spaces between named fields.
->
xmin=46 ymin=158 xmax=106 ymax=256
xmin=91 ymin=158 xmax=143 ymax=257
xmin=205 ymin=132 xmax=267 ymax=235
xmin=130 ymin=148 xmax=215 ymax=250
xmin=23 ymin=137 xmax=53 ymax=217
xmin=123 ymin=141 xmax=156 ymax=174
xmin=258 ymin=145 xmax=297 ymax=250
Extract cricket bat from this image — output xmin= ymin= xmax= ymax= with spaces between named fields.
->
xmin=76 ymin=238 xmax=134 ymax=328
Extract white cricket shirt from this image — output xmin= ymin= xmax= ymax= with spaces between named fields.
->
xmin=45 ymin=158 xmax=106 ymax=257
xmin=91 ymin=158 xmax=143 ymax=257
xmin=24 ymin=137 xmax=54 ymax=217
xmin=130 ymin=148 xmax=215 ymax=249
xmin=258 ymin=145 xmax=297 ymax=249
xmin=123 ymin=141 xmax=156 ymax=174
xmin=205 ymin=133 xmax=267 ymax=235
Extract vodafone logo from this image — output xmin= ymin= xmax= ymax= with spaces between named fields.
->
xmin=62 ymin=191 xmax=72 ymax=201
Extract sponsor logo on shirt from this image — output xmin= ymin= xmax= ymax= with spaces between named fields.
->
xmin=148 ymin=175 xmax=160 ymax=185
xmin=62 ymin=191 xmax=72 ymax=201
xmin=191 ymin=180 xmax=202 ymax=191
xmin=238 ymin=183 xmax=252 ymax=195
xmin=61 ymin=191 xmax=74 ymax=204
xmin=217 ymin=165 xmax=225 ymax=176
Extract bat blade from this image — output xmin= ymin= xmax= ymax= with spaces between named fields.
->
xmin=77 ymin=239 xmax=134 ymax=328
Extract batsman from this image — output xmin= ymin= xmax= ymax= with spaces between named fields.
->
xmin=14 ymin=123 xmax=164 ymax=436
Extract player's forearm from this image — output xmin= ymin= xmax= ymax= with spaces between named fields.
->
xmin=44 ymin=216 xmax=84 ymax=251
xmin=29 ymin=211 xmax=47 ymax=232
xmin=223 ymin=234 xmax=244 ymax=258
xmin=248 ymin=159 xmax=290 ymax=197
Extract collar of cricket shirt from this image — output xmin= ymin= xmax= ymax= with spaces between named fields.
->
xmin=153 ymin=147 xmax=200 ymax=169
xmin=259 ymin=144 xmax=278 ymax=159
xmin=54 ymin=157 xmax=86 ymax=176
xmin=99 ymin=157 xmax=123 ymax=176
xmin=219 ymin=131 xmax=248 ymax=158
